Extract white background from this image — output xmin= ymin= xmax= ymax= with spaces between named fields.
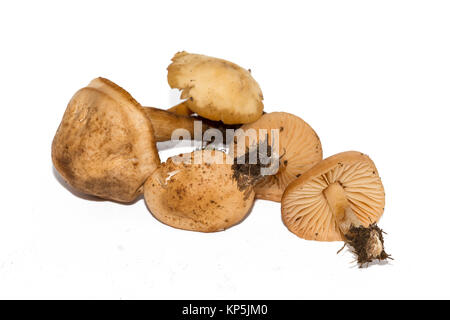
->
xmin=0 ymin=0 xmax=449 ymax=299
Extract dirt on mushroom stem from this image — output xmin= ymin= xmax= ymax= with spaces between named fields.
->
xmin=231 ymin=138 xmax=279 ymax=198
xmin=344 ymin=223 xmax=391 ymax=267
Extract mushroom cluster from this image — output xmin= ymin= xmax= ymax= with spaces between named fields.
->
xmin=52 ymin=51 xmax=390 ymax=267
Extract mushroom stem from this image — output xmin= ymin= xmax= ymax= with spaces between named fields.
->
xmin=142 ymin=107 xmax=211 ymax=142
xmin=143 ymin=107 xmax=242 ymax=143
xmin=167 ymin=101 xmax=193 ymax=116
xmin=323 ymin=182 xmax=389 ymax=265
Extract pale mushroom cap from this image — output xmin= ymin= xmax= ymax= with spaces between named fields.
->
xmin=167 ymin=51 xmax=264 ymax=124
xmin=52 ymin=77 xmax=160 ymax=202
xmin=144 ymin=150 xmax=255 ymax=232
xmin=235 ymin=112 xmax=323 ymax=202
xmin=281 ymin=151 xmax=385 ymax=241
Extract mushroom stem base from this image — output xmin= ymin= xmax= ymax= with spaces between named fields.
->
xmin=323 ymin=182 xmax=390 ymax=266
xmin=344 ymin=223 xmax=391 ymax=266
xmin=232 ymin=138 xmax=277 ymax=195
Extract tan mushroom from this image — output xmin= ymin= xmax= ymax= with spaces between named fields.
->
xmin=167 ymin=51 xmax=264 ymax=124
xmin=52 ymin=77 xmax=161 ymax=202
xmin=144 ymin=150 xmax=257 ymax=232
xmin=281 ymin=151 xmax=389 ymax=265
xmin=233 ymin=112 xmax=323 ymax=202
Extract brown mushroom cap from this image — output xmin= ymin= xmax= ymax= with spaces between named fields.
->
xmin=144 ymin=150 xmax=255 ymax=232
xmin=167 ymin=51 xmax=264 ymax=124
xmin=234 ymin=112 xmax=323 ymax=202
xmin=281 ymin=151 xmax=385 ymax=241
xmin=52 ymin=77 xmax=160 ymax=202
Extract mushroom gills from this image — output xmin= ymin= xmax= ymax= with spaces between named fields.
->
xmin=236 ymin=112 xmax=323 ymax=202
xmin=323 ymin=182 xmax=390 ymax=265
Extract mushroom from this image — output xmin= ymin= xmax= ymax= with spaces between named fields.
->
xmin=144 ymin=149 xmax=259 ymax=232
xmin=167 ymin=51 xmax=264 ymax=124
xmin=52 ymin=77 xmax=161 ymax=202
xmin=233 ymin=112 xmax=323 ymax=202
xmin=281 ymin=151 xmax=390 ymax=266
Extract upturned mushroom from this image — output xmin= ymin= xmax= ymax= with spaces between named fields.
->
xmin=233 ymin=112 xmax=323 ymax=202
xmin=52 ymin=77 xmax=161 ymax=202
xmin=167 ymin=51 xmax=264 ymax=124
xmin=281 ymin=151 xmax=390 ymax=266
xmin=144 ymin=149 xmax=261 ymax=232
